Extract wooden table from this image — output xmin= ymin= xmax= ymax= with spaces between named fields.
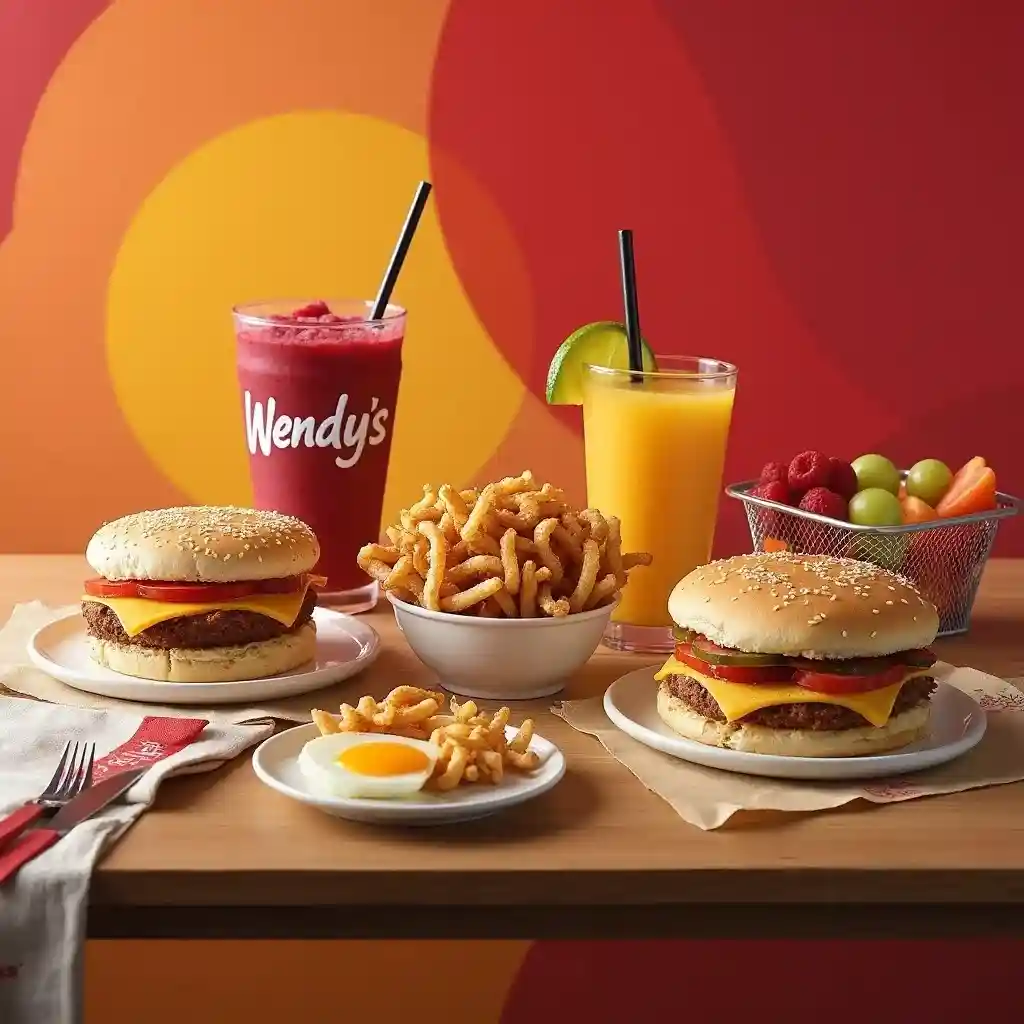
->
xmin=4 ymin=556 xmax=1024 ymax=940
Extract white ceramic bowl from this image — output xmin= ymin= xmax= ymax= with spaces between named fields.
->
xmin=387 ymin=593 xmax=617 ymax=700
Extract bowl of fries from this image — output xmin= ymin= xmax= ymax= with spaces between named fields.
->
xmin=357 ymin=471 xmax=652 ymax=700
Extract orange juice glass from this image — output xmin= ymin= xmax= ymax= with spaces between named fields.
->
xmin=582 ymin=356 xmax=737 ymax=653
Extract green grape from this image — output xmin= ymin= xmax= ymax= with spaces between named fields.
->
xmin=906 ymin=459 xmax=952 ymax=506
xmin=851 ymin=453 xmax=901 ymax=495
xmin=849 ymin=487 xmax=903 ymax=527
xmin=848 ymin=534 xmax=910 ymax=572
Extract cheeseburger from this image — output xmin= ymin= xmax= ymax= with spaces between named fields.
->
xmin=656 ymin=552 xmax=940 ymax=757
xmin=82 ymin=506 xmax=325 ymax=683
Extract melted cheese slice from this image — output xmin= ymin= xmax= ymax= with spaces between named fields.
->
xmin=654 ymin=657 xmax=933 ymax=728
xmin=82 ymin=584 xmax=312 ymax=637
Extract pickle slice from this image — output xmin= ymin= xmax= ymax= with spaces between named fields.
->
xmin=902 ymin=647 xmax=937 ymax=669
xmin=672 ymin=625 xmax=698 ymax=644
xmin=689 ymin=638 xmax=789 ymax=667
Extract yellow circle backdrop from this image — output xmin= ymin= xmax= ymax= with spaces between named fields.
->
xmin=106 ymin=111 xmax=525 ymax=525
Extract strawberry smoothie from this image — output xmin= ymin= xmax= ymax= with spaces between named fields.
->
xmin=233 ymin=299 xmax=405 ymax=612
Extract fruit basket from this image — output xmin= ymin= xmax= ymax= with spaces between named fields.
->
xmin=725 ymin=478 xmax=1020 ymax=637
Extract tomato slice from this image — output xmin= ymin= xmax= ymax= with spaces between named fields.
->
xmin=84 ymin=573 xmax=320 ymax=603
xmin=707 ymin=662 xmax=796 ymax=685
xmin=133 ymin=581 xmax=257 ymax=603
xmin=674 ymin=644 xmax=794 ymax=685
xmin=793 ymin=663 xmax=907 ymax=695
xmin=84 ymin=577 xmax=140 ymax=599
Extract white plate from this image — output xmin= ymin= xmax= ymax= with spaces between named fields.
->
xmin=27 ymin=608 xmax=380 ymax=705
xmin=603 ymin=666 xmax=986 ymax=780
xmin=252 ymin=722 xmax=566 ymax=825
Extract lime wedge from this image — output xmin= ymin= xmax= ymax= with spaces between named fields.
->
xmin=545 ymin=321 xmax=658 ymax=405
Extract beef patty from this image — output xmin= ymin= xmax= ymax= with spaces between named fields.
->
xmin=662 ymin=673 xmax=936 ymax=730
xmin=81 ymin=589 xmax=317 ymax=650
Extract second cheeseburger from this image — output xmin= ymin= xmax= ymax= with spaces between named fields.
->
xmin=656 ymin=552 xmax=940 ymax=757
xmin=82 ymin=506 xmax=325 ymax=682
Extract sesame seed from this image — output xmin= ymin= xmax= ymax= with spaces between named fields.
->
xmin=842 ymin=630 xmax=848 ymax=637
xmin=773 ymin=605 xmax=781 ymax=612
xmin=885 ymin=599 xmax=893 ymax=605
xmin=872 ymin=608 xmax=879 ymax=614
xmin=870 ymin=630 xmax=877 ymax=637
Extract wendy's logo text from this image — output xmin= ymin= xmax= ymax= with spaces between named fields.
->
xmin=244 ymin=392 xmax=389 ymax=469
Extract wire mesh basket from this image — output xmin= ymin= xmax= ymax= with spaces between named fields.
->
xmin=725 ymin=478 xmax=1020 ymax=637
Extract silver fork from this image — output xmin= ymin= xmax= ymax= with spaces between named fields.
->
xmin=0 ymin=741 xmax=96 ymax=848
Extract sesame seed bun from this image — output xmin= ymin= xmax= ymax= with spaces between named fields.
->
xmin=86 ymin=506 xmax=320 ymax=583
xmin=86 ymin=622 xmax=317 ymax=683
xmin=656 ymin=683 xmax=930 ymax=757
xmin=668 ymin=552 xmax=938 ymax=659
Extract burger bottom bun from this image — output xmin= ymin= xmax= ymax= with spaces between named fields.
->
xmin=87 ymin=622 xmax=317 ymax=684
xmin=656 ymin=684 xmax=930 ymax=758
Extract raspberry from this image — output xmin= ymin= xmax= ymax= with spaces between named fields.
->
xmin=750 ymin=481 xmax=793 ymax=546
xmin=798 ymin=486 xmax=848 ymax=521
xmin=750 ymin=480 xmax=792 ymax=505
xmin=759 ymin=461 xmax=789 ymax=487
xmin=827 ymin=457 xmax=859 ymax=500
xmin=788 ymin=450 xmax=832 ymax=494
xmin=292 ymin=300 xmax=331 ymax=319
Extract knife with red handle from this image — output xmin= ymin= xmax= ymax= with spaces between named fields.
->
xmin=0 ymin=768 xmax=147 ymax=885
xmin=0 ymin=804 xmax=46 ymax=847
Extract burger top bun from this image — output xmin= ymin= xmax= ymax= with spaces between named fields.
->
xmin=668 ymin=552 xmax=938 ymax=660
xmin=86 ymin=506 xmax=320 ymax=583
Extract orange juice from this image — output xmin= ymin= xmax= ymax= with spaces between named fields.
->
xmin=582 ymin=357 xmax=736 ymax=649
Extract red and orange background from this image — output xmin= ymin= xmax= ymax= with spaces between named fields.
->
xmin=3 ymin=2 xmax=1022 ymax=1021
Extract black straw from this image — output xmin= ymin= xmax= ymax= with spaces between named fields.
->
xmin=617 ymin=229 xmax=644 ymax=378
xmin=370 ymin=180 xmax=433 ymax=320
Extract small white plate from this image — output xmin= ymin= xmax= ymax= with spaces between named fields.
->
xmin=27 ymin=608 xmax=380 ymax=705
xmin=603 ymin=666 xmax=986 ymax=781
xmin=252 ymin=722 xmax=566 ymax=825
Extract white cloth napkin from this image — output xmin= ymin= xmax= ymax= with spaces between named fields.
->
xmin=0 ymin=696 xmax=273 ymax=1024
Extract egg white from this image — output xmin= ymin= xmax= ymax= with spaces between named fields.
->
xmin=297 ymin=733 xmax=440 ymax=800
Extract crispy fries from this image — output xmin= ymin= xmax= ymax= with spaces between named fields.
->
xmin=311 ymin=686 xmax=541 ymax=790
xmin=357 ymin=471 xmax=652 ymax=618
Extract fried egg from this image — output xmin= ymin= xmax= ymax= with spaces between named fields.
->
xmin=297 ymin=733 xmax=439 ymax=800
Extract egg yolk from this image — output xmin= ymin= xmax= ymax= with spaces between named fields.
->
xmin=337 ymin=742 xmax=431 ymax=777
